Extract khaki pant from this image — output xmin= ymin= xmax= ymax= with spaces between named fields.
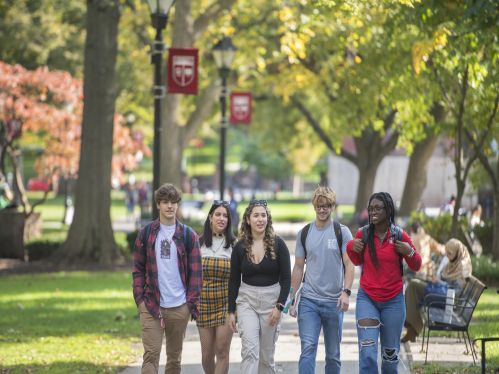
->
xmin=236 ymin=282 xmax=281 ymax=374
xmin=138 ymin=302 xmax=191 ymax=374
xmin=405 ymin=279 xmax=428 ymax=335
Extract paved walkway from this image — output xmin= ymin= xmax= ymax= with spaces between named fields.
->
xmin=120 ymin=239 xmax=411 ymax=374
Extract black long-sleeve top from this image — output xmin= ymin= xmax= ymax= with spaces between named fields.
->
xmin=228 ymin=236 xmax=291 ymax=313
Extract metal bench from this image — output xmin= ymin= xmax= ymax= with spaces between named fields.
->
xmin=419 ymin=275 xmax=487 ymax=364
xmin=473 ymin=290 xmax=499 ymax=374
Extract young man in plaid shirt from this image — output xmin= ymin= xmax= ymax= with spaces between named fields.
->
xmin=133 ymin=183 xmax=202 ymax=374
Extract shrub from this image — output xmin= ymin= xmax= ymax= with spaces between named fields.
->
xmin=471 ymin=254 xmax=499 ymax=287
xmin=473 ymin=218 xmax=494 ymax=255
xmin=410 ymin=211 xmax=468 ymax=245
xmin=25 ymin=238 xmax=64 ymax=261
xmin=126 ymin=229 xmax=140 ymax=253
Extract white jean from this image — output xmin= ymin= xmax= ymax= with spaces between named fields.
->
xmin=236 ymin=282 xmax=282 ymax=374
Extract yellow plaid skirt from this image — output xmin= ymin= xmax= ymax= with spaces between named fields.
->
xmin=196 ymin=256 xmax=231 ymax=328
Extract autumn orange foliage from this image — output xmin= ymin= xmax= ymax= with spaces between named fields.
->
xmin=0 ymin=61 xmax=150 ymax=185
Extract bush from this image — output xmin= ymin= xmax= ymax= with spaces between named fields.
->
xmin=473 ymin=218 xmax=494 ymax=255
xmin=126 ymin=229 xmax=140 ymax=253
xmin=471 ymin=254 xmax=499 ymax=286
xmin=410 ymin=211 xmax=468 ymax=245
xmin=25 ymin=238 xmax=64 ymax=261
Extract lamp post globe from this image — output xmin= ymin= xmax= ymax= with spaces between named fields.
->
xmin=212 ymin=37 xmax=237 ymax=201
xmin=147 ymin=0 xmax=175 ymax=29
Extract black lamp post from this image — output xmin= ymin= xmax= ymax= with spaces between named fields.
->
xmin=212 ymin=37 xmax=237 ymax=200
xmin=147 ymin=0 xmax=175 ymax=220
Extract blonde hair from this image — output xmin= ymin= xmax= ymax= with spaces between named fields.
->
xmin=311 ymin=186 xmax=336 ymax=207
xmin=238 ymin=203 xmax=276 ymax=263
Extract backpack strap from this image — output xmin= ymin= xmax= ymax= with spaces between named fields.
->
xmin=333 ymin=220 xmax=345 ymax=276
xmin=141 ymin=222 xmax=153 ymax=251
xmin=300 ymin=223 xmax=311 ymax=259
xmin=183 ymin=224 xmax=193 ymax=253
xmin=300 ymin=223 xmax=311 ymax=283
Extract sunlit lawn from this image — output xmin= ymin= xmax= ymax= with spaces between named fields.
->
xmin=0 ymin=271 xmax=141 ymax=373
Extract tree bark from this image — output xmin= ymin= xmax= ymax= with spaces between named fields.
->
xmin=398 ymin=135 xmax=440 ymax=216
xmin=56 ymin=0 xmax=121 ymax=263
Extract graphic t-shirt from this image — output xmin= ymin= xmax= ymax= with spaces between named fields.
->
xmin=295 ymin=220 xmax=353 ymax=302
xmin=155 ymin=223 xmax=186 ymax=308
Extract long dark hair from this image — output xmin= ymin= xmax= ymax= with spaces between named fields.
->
xmin=199 ymin=203 xmax=237 ymax=249
xmin=239 ymin=203 xmax=276 ymax=263
xmin=362 ymin=192 xmax=396 ymax=273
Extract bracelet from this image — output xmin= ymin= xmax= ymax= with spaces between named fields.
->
xmin=228 ymin=312 xmax=235 ymax=315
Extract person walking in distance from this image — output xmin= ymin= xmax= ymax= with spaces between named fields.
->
xmin=197 ymin=200 xmax=238 ymax=374
xmin=347 ymin=192 xmax=421 ymax=374
xmin=289 ymin=186 xmax=355 ymax=374
xmin=132 ymin=183 xmax=202 ymax=374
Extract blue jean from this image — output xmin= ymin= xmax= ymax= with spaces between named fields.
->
xmin=297 ymin=297 xmax=343 ymax=374
xmin=356 ymin=287 xmax=405 ymax=374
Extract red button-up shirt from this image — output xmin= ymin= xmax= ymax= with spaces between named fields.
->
xmin=132 ymin=219 xmax=202 ymax=320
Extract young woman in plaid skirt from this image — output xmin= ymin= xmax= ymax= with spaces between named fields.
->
xmin=197 ymin=200 xmax=238 ymax=374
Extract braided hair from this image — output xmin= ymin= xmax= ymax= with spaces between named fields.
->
xmin=362 ymin=192 xmax=396 ymax=273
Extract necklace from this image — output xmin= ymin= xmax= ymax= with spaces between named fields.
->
xmin=375 ymin=228 xmax=389 ymax=248
xmin=211 ymin=238 xmax=226 ymax=254
xmin=212 ymin=232 xmax=224 ymax=238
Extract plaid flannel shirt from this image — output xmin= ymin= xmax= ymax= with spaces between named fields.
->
xmin=132 ymin=218 xmax=202 ymax=320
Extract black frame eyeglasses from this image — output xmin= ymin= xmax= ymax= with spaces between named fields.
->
xmin=213 ymin=200 xmax=230 ymax=207
xmin=367 ymin=206 xmax=385 ymax=214
xmin=249 ymin=200 xmax=267 ymax=206
xmin=314 ymin=205 xmax=332 ymax=211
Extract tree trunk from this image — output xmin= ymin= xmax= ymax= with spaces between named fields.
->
xmin=57 ymin=0 xmax=121 ymax=263
xmin=398 ymin=134 xmax=440 ymax=216
xmin=492 ymin=186 xmax=499 ymax=261
xmin=451 ymin=180 xmax=465 ymax=239
xmin=354 ymin=164 xmax=378 ymax=214
xmin=159 ymin=0 xmax=236 ymax=191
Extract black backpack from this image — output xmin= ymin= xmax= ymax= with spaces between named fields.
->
xmin=300 ymin=220 xmax=344 ymax=282
xmin=359 ymin=224 xmax=404 ymax=276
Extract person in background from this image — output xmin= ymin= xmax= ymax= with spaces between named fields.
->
xmin=228 ymin=187 xmax=240 ymax=233
xmin=197 ymin=200 xmax=238 ymax=374
xmin=0 ymin=174 xmax=13 ymax=210
xmin=228 ymin=200 xmax=291 ymax=374
xmin=125 ymin=183 xmax=137 ymax=221
xmin=402 ymin=238 xmax=472 ymax=343
xmin=408 ymin=221 xmax=446 ymax=281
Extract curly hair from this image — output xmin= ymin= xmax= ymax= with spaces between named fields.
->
xmin=238 ymin=203 xmax=275 ymax=263
xmin=311 ymin=186 xmax=337 ymax=207
xmin=154 ymin=183 xmax=182 ymax=205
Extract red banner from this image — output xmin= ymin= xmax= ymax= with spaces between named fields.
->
xmin=230 ymin=92 xmax=252 ymax=124
xmin=167 ymin=48 xmax=198 ymax=95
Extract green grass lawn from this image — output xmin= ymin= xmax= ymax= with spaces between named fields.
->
xmin=0 ymin=271 xmax=141 ymax=374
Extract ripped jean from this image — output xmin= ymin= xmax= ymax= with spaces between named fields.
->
xmin=356 ymin=287 xmax=405 ymax=374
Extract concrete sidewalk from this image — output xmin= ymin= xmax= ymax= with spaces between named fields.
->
xmin=120 ymin=238 xmax=410 ymax=374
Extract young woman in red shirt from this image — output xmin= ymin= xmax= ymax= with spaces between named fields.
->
xmin=347 ymin=192 xmax=421 ymax=374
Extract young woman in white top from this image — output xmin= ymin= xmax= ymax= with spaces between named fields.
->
xmin=197 ymin=200 xmax=238 ymax=374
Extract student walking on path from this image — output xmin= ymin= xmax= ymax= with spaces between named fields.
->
xmin=132 ymin=183 xmax=202 ymax=374
xmin=197 ymin=200 xmax=238 ymax=374
xmin=289 ymin=186 xmax=355 ymax=374
xmin=347 ymin=192 xmax=421 ymax=374
xmin=228 ymin=200 xmax=291 ymax=374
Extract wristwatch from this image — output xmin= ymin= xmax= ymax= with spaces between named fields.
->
xmin=275 ymin=303 xmax=284 ymax=312
xmin=343 ymin=289 xmax=351 ymax=296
